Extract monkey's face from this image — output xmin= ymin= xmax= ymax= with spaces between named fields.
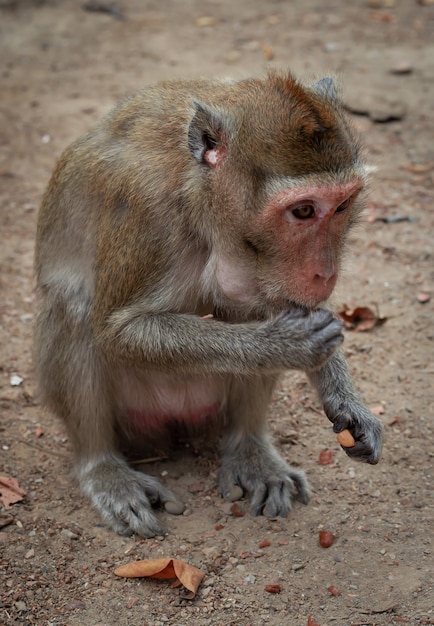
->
xmin=254 ymin=177 xmax=364 ymax=309
xmin=211 ymin=175 xmax=364 ymax=313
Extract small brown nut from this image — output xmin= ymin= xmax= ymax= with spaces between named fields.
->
xmin=318 ymin=449 xmax=334 ymax=465
xmin=319 ymin=530 xmax=335 ymax=548
xmin=264 ymin=584 xmax=281 ymax=594
xmin=337 ymin=429 xmax=356 ymax=448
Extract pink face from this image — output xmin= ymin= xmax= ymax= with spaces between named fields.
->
xmin=255 ymin=179 xmax=364 ymax=307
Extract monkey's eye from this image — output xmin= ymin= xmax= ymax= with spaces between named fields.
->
xmin=292 ymin=205 xmax=315 ymax=220
xmin=335 ymin=196 xmax=352 ymax=213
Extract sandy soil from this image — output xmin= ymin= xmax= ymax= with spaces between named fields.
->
xmin=1 ymin=1 xmax=433 ymax=625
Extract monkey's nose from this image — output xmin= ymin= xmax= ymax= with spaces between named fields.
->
xmin=314 ymin=271 xmax=337 ymax=287
xmin=311 ymin=272 xmax=338 ymax=302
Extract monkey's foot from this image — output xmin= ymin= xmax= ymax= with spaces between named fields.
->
xmin=218 ymin=435 xmax=310 ymax=517
xmin=77 ymin=456 xmax=184 ymax=537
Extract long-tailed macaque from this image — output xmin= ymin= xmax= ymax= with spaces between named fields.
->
xmin=35 ymin=71 xmax=383 ymax=537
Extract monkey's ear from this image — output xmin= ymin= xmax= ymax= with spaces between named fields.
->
xmin=310 ymin=77 xmax=338 ymax=100
xmin=188 ymin=101 xmax=228 ymax=167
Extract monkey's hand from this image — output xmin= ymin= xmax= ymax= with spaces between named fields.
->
xmin=78 ymin=456 xmax=184 ymax=537
xmin=327 ymin=402 xmax=383 ymax=464
xmin=218 ymin=434 xmax=310 ymax=517
xmin=268 ymin=308 xmax=344 ymax=372
xmin=308 ymin=350 xmax=383 ymax=465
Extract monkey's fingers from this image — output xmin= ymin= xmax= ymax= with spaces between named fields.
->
xmin=309 ymin=309 xmax=342 ymax=331
xmin=332 ymin=417 xmax=382 ymax=465
xmin=342 ymin=441 xmax=381 ymax=465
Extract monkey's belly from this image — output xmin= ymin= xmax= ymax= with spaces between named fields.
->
xmin=118 ymin=371 xmax=225 ymax=432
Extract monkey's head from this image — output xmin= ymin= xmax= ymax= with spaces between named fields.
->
xmin=188 ymin=72 xmax=366 ymax=312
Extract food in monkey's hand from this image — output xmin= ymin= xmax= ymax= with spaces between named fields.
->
xmin=337 ymin=429 xmax=356 ymax=448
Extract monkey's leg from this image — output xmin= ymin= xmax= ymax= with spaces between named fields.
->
xmin=308 ymin=350 xmax=383 ymax=464
xmin=36 ymin=307 xmax=182 ymax=537
xmin=218 ymin=375 xmax=310 ymax=517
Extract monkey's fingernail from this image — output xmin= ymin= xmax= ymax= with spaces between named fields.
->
xmin=164 ymin=500 xmax=185 ymax=515
xmin=227 ymin=485 xmax=244 ymax=502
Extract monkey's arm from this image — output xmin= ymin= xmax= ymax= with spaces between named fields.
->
xmin=96 ymin=307 xmax=344 ymax=375
xmin=307 ymin=350 xmax=383 ymax=464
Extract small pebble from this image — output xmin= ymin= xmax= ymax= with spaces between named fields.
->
xmin=227 ymin=485 xmax=244 ymax=502
xmin=390 ymin=61 xmax=413 ymax=75
xmin=61 ymin=529 xmax=79 ymax=540
xmin=10 ymin=374 xmax=23 ymax=387
xmin=164 ymin=500 xmax=185 ymax=515
xmin=292 ymin=563 xmax=304 ymax=571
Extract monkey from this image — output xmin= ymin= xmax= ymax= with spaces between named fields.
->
xmin=34 ymin=70 xmax=383 ymax=538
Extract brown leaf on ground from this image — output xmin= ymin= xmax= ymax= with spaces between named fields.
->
xmin=114 ymin=558 xmax=205 ymax=596
xmin=338 ymin=305 xmax=387 ymax=331
xmin=0 ymin=476 xmax=26 ymax=510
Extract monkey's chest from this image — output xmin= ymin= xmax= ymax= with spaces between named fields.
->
xmin=117 ymin=370 xmax=225 ymax=433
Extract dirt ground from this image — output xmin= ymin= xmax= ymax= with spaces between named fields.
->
xmin=1 ymin=1 xmax=433 ymax=625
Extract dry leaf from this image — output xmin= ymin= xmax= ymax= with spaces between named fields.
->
xmin=114 ymin=558 xmax=205 ymax=596
xmin=338 ymin=305 xmax=387 ymax=332
xmin=307 ymin=617 xmax=321 ymax=626
xmin=0 ymin=476 xmax=26 ymax=510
